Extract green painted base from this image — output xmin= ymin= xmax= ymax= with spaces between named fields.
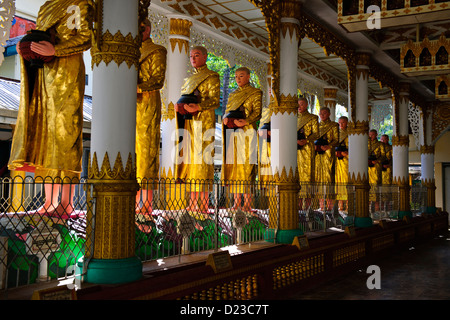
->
xmin=77 ymin=256 xmax=142 ymax=285
xmin=426 ymin=207 xmax=437 ymax=214
xmin=354 ymin=216 xmax=373 ymax=228
xmin=398 ymin=211 xmax=412 ymax=220
xmin=266 ymin=228 xmax=303 ymax=244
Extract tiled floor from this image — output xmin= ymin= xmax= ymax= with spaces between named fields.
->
xmin=287 ymin=230 xmax=450 ymax=300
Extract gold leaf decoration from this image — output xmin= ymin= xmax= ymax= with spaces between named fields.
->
xmin=91 ymin=29 xmax=141 ymax=70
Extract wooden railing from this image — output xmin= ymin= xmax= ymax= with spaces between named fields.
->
xmin=76 ymin=211 xmax=449 ymax=300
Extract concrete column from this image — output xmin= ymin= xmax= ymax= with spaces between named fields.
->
xmin=347 ymin=50 xmax=372 ymax=227
xmin=269 ymin=0 xmax=302 ymax=243
xmin=161 ymin=15 xmax=193 ymax=179
xmin=82 ymin=0 xmax=142 ymax=284
xmin=393 ymin=81 xmax=411 ymax=219
xmin=324 ymin=86 xmax=338 ymax=121
xmin=419 ymin=107 xmax=436 ymax=214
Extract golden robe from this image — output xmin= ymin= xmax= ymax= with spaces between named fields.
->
xmin=136 ymin=39 xmax=167 ymax=184
xmin=335 ymin=127 xmax=348 ymax=200
xmin=258 ymin=104 xmax=272 ymax=184
xmin=221 ymin=83 xmax=262 ymax=190
xmin=368 ymin=139 xmax=383 ymax=186
xmin=314 ymin=119 xmax=339 ymax=184
xmin=176 ymin=65 xmax=220 ymax=190
xmin=8 ymin=0 xmax=93 ymax=181
xmin=381 ymin=143 xmax=393 ymax=185
xmin=297 ymin=110 xmax=319 ymax=184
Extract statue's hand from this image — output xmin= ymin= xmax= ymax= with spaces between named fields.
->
xmin=185 ymin=103 xmax=200 ymax=113
xmin=234 ymin=119 xmax=248 ymax=127
xmin=30 ymin=41 xmax=55 ymax=56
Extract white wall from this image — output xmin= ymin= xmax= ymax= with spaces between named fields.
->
xmin=15 ymin=0 xmax=47 ymax=20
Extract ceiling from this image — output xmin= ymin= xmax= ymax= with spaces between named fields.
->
xmin=156 ymin=0 xmax=450 ymax=105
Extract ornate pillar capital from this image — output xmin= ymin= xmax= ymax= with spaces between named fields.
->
xmin=280 ymin=0 xmax=301 ymax=41
xmin=420 ymin=144 xmax=435 ymax=155
xmin=355 ymin=50 xmax=371 ymax=81
xmin=168 ymin=16 xmax=193 ymax=54
xmin=347 ymin=120 xmax=370 ymax=135
xmin=324 ymin=86 xmax=339 ymax=99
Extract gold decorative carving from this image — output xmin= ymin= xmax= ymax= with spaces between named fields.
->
xmin=280 ymin=0 xmax=300 ymax=19
xmin=170 ymin=38 xmax=189 ymax=54
xmin=281 ymin=22 xmax=301 ymax=43
xmin=169 ymin=18 xmax=192 ymax=54
xmin=356 ymin=51 xmax=371 ymax=81
xmin=272 ymin=94 xmax=298 ymax=115
xmin=398 ymin=184 xmax=411 ymax=212
xmin=392 ymin=135 xmax=409 ymax=147
xmin=338 ymin=0 xmax=450 ymax=32
xmin=393 ymin=176 xmax=408 ymax=186
xmin=347 ymin=173 xmax=369 ymax=218
xmin=162 ymin=102 xmax=176 ymax=122
xmin=272 ymin=166 xmax=298 ymax=184
xmin=251 ymin=0 xmax=282 ymax=108
xmin=436 ymin=74 xmax=450 ymax=100
xmin=92 ymin=0 xmax=104 ymax=51
xmin=349 ymin=172 xmax=369 ymax=185
xmin=91 ymin=29 xmax=141 ymax=70
xmin=273 ymin=166 xmax=300 ymax=230
xmin=420 ymin=145 xmax=435 ymax=155
xmin=432 ymin=101 xmax=450 ymax=141
xmin=347 ymin=120 xmax=369 ymax=136
xmin=88 ymin=152 xmax=136 ymax=181
xmin=356 ymin=51 xmax=371 ymax=66
xmin=324 ymin=87 xmax=338 ymax=99
xmin=86 ymin=152 xmax=139 ymax=260
xmin=400 ymin=33 xmax=450 ymax=76
xmin=170 ymin=17 xmax=192 ymax=37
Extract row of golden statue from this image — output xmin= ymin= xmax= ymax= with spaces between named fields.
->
xmin=7 ymin=0 xmax=393 ymax=219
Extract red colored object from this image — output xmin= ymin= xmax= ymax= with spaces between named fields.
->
xmin=10 ymin=17 xmax=36 ymax=38
xmin=19 ymin=30 xmax=54 ymax=68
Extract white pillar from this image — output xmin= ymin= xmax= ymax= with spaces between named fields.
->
xmin=348 ymin=50 xmax=372 ymax=227
xmin=160 ymin=15 xmax=193 ymax=180
xmin=269 ymin=0 xmax=302 ymax=243
xmin=393 ymin=81 xmax=411 ymax=218
xmin=324 ymin=86 xmax=338 ymax=121
xmin=85 ymin=0 xmax=142 ymax=284
xmin=420 ymin=107 xmax=436 ymax=213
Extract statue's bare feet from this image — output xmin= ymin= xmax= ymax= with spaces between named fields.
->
xmin=44 ymin=204 xmax=74 ymax=219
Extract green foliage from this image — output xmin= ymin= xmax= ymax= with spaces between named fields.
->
xmin=378 ymin=114 xmax=394 ymax=141
xmin=206 ymin=53 xmax=261 ymax=113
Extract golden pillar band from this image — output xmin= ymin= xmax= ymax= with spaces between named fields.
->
xmin=87 ymin=152 xmax=139 ymax=260
xmin=421 ymin=145 xmax=436 ymax=213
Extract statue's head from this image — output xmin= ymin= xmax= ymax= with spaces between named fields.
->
xmin=189 ymin=46 xmax=207 ymax=69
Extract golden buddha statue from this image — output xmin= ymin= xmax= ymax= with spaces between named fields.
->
xmin=314 ymin=107 xmax=339 ymax=210
xmin=8 ymin=0 xmax=93 ymax=218
xmin=175 ymin=46 xmax=220 ymax=212
xmin=335 ymin=116 xmax=349 ymax=211
xmin=135 ymin=19 xmax=167 ymax=215
xmin=221 ymin=67 xmax=262 ymax=211
xmin=296 ymin=97 xmax=319 ymax=210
